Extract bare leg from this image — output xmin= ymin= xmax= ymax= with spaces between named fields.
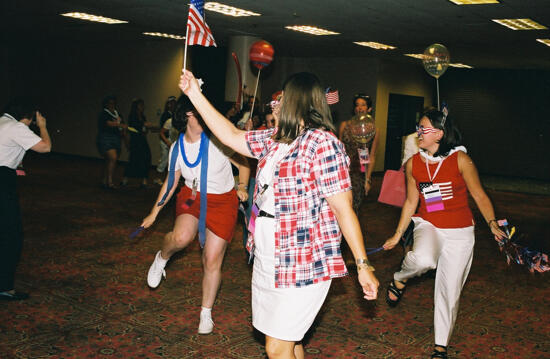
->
xmin=160 ymin=214 xmax=198 ymax=260
xmin=265 ymin=336 xmax=297 ymax=359
xmin=104 ymin=149 xmax=118 ymax=186
xmin=201 ymin=230 xmax=228 ymax=308
xmin=294 ymin=342 xmax=304 ymax=359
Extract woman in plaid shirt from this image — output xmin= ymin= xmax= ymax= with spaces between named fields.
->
xmin=180 ymin=70 xmax=379 ymax=358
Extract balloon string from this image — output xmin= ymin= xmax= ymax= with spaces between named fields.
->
xmin=437 ymin=77 xmax=440 ymax=110
xmin=250 ymin=68 xmax=261 ymax=121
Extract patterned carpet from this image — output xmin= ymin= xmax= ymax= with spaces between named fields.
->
xmin=1 ymin=153 xmax=549 ymax=359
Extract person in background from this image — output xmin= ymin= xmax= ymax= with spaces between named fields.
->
xmin=224 ymin=102 xmax=241 ymax=126
xmin=265 ymin=110 xmax=276 ymax=129
xmin=383 ymin=109 xmax=506 ymax=359
xmin=338 ymin=94 xmax=379 ymax=212
xmin=154 ymin=96 xmax=177 ymax=185
xmin=179 ymin=70 xmax=378 ymax=358
xmin=122 ymin=98 xmax=155 ymax=187
xmin=0 ymin=98 xmax=51 ymax=300
xmin=142 ymin=96 xmax=249 ymax=335
xmin=97 ymin=95 xmax=127 ymax=189
xmin=402 ymin=132 xmax=419 ymax=166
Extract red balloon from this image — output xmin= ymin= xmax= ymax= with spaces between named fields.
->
xmin=249 ymin=40 xmax=274 ymax=70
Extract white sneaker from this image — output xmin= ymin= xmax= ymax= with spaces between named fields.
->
xmin=198 ymin=312 xmax=214 ymax=334
xmin=147 ymin=251 xmax=167 ymax=288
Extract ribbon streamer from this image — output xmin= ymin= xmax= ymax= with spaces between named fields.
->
xmin=129 ymin=226 xmax=144 ymax=239
xmin=496 ymin=219 xmax=549 ymax=273
xmin=366 ymin=247 xmax=384 ymax=255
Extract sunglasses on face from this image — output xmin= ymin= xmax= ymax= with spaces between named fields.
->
xmin=416 ymin=125 xmax=440 ymax=136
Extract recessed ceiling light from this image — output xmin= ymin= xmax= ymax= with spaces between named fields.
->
xmin=448 ymin=0 xmax=499 ymax=4
xmin=143 ymin=32 xmax=185 ymax=40
xmin=492 ymin=18 xmax=547 ymax=30
xmin=60 ymin=12 xmax=127 ymax=24
xmin=285 ymin=25 xmax=339 ymax=36
xmin=354 ymin=41 xmax=396 ymax=50
xmin=205 ymin=2 xmax=260 ymax=17
xmin=404 ymin=53 xmax=427 ymax=60
xmin=536 ymin=38 xmax=550 ymax=47
xmin=449 ymin=63 xmax=474 ymax=68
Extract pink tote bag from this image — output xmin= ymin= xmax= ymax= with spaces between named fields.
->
xmin=377 ymin=168 xmax=406 ymax=207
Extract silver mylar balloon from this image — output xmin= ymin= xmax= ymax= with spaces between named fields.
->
xmin=422 ymin=43 xmax=450 ymax=79
xmin=350 ymin=114 xmax=375 ymax=145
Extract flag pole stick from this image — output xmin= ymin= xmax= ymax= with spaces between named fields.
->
xmin=250 ymin=68 xmax=261 ymax=121
xmin=183 ymin=25 xmax=190 ymax=71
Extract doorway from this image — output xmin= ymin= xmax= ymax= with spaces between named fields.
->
xmin=384 ymin=94 xmax=424 ymax=170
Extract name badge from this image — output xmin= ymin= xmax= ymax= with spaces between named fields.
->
xmin=247 ymin=184 xmax=268 ymax=234
xmin=420 ymin=182 xmax=445 ymax=212
xmin=357 ymin=147 xmax=370 ymax=172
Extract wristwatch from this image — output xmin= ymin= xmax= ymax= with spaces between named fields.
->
xmin=356 ymin=258 xmax=375 ymax=272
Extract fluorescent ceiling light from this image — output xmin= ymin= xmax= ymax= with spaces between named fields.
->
xmin=205 ymin=2 xmax=260 ymax=17
xmin=448 ymin=0 xmax=499 ymax=4
xmin=143 ymin=32 xmax=185 ymax=40
xmin=536 ymin=38 xmax=550 ymax=47
xmin=404 ymin=53 xmax=427 ymax=60
xmin=492 ymin=18 xmax=547 ymax=30
xmin=285 ymin=25 xmax=339 ymax=36
xmin=60 ymin=12 xmax=127 ymax=24
xmin=354 ymin=41 xmax=396 ymax=50
xmin=449 ymin=63 xmax=474 ymax=68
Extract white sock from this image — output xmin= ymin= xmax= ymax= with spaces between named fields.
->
xmin=200 ymin=306 xmax=212 ymax=317
xmin=156 ymin=251 xmax=168 ymax=266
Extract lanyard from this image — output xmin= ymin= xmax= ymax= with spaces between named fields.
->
xmin=104 ymin=108 xmax=119 ymax=119
xmin=425 ymin=157 xmax=444 ymax=183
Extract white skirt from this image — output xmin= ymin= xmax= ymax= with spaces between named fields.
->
xmin=251 ymin=216 xmax=331 ymax=342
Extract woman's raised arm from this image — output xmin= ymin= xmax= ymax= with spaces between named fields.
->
xmin=179 ymin=70 xmax=252 ymax=157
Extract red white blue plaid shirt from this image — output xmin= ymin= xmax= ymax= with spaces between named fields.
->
xmin=245 ymin=128 xmax=351 ymax=288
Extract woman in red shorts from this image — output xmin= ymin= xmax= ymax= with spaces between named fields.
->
xmin=141 ymin=96 xmax=249 ymax=335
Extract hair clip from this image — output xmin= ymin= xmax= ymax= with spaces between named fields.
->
xmin=441 ymin=102 xmax=449 ymax=127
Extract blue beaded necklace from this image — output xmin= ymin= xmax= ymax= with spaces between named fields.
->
xmin=180 ymin=132 xmax=207 ymax=168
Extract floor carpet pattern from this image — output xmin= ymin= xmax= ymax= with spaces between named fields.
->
xmin=1 ymin=154 xmax=549 ymax=358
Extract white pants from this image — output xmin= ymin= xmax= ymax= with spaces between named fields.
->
xmin=156 ymin=142 xmax=169 ymax=173
xmin=394 ymin=217 xmax=475 ymax=346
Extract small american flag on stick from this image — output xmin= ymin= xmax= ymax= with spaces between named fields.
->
xmin=325 ymin=88 xmax=339 ymax=105
xmin=187 ymin=0 xmax=216 ymax=47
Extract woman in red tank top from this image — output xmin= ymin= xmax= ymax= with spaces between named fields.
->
xmin=382 ymin=109 xmax=505 ymax=358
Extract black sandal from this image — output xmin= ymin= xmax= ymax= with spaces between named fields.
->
xmin=430 ymin=345 xmax=448 ymax=358
xmin=385 ymin=279 xmax=406 ymax=307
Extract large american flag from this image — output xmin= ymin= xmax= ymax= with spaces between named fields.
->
xmin=187 ymin=0 xmax=217 ymax=47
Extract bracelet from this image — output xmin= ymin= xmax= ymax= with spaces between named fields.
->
xmin=356 ymin=258 xmax=375 ymax=272
xmin=366 ymin=178 xmax=372 ymax=184
xmin=238 ymin=183 xmax=248 ymax=190
xmin=487 ymin=219 xmax=497 ymax=227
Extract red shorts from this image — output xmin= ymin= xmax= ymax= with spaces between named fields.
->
xmin=175 ymin=185 xmax=238 ymax=242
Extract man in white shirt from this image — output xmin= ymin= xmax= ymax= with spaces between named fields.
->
xmin=0 ymin=98 xmax=51 ymax=300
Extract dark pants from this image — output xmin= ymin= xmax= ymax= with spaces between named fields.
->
xmin=0 ymin=166 xmax=23 ymax=291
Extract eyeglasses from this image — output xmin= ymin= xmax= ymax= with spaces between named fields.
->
xmin=416 ymin=125 xmax=440 ymax=136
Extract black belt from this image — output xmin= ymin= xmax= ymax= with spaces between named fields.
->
xmin=258 ymin=210 xmax=274 ymax=218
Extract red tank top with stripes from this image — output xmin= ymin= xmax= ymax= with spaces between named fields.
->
xmin=412 ymin=151 xmax=474 ymax=228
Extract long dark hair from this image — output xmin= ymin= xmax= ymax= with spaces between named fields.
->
xmin=128 ymin=98 xmax=145 ymax=123
xmin=422 ymin=108 xmax=462 ymax=157
xmin=274 ymin=72 xmax=335 ymax=143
